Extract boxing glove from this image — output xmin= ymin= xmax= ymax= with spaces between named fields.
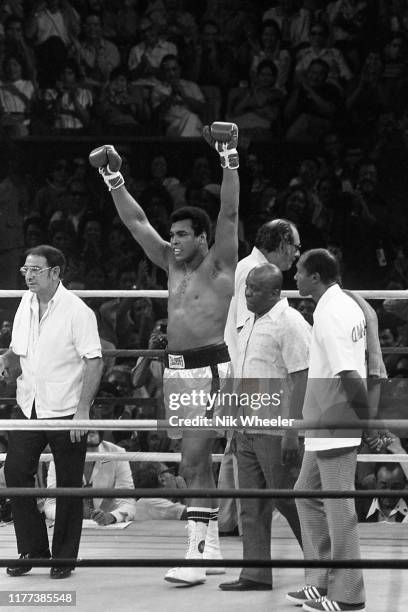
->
xmin=88 ymin=145 xmax=124 ymax=191
xmin=202 ymin=122 xmax=239 ymax=169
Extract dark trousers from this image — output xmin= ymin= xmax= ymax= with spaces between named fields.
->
xmin=4 ymin=406 xmax=87 ymax=560
xmin=235 ymin=433 xmax=302 ymax=585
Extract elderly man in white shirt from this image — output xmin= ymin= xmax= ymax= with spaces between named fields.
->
xmin=44 ymin=430 xmax=136 ymax=525
xmin=219 ymin=263 xmax=310 ymax=591
xmin=0 ymin=244 xmax=103 ymax=580
xmin=219 ymin=218 xmax=301 ymax=536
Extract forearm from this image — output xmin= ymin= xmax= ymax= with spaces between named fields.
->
xmin=111 ymin=186 xmax=149 ymax=229
xmin=0 ymin=348 xmax=19 ymax=370
xmin=288 ymin=369 xmax=308 ymax=420
xmin=220 ymin=168 xmax=240 ymax=219
xmin=339 ymin=370 xmax=370 ymax=420
xmin=77 ymin=357 xmax=103 ymax=413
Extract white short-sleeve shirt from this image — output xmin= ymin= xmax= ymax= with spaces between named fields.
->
xmin=12 ymin=282 xmax=102 ymax=418
xmin=303 ymin=284 xmax=366 ymax=451
xmin=236 ymin=298 xmax=311 ymax=431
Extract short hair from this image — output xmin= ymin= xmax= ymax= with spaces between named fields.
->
xmin=300 ymin=248 xmax=339 ymax=284
xmin=132 ymin=462 xmax=160 ymax=488
xmin=255 ymin=218 xmax=296 ymax=252
xmin=25 ymin=245 xmax=66 ymax=277
xmin=170 ymin=206 xmax=212 ymax=242
xmin=256 ymin=59 xmax=278 ymax=79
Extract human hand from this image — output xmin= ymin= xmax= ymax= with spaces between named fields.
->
xmin=281 ymin=432 xmax=299 ymax=465
xmin=91 ymin=510 xmax=116 ymax=525
xmin=70 ymin=406 xmax=89 ymax=443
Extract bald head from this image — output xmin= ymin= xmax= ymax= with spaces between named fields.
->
xmin=245 ymin=263 xmax=282 ymax=317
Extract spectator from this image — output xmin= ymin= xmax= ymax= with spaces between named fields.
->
xmin=263 ymin=0 xmax=311 ymax=49
xmin=150 ymin=54 xmax=206 ymax=137
xmin=187 ymin=19 xmax=236 ymax=104
xmin=0 ymin=54 xmax=36 ymax=137
xmin=95 ymin=66 xmax=150 ymax=133
xmin=77 ymin=13 xmax=121 ymax=93
xmin=228 ymin=59 xmax=284 ymax=138
xmin=325 ymin=0 xmax=373 ymax=71
xmin=345 ymin=50 xmax=387 ymax=139
xmin=25 ymin=0 xmax=80 ymax=88
xmin=128 ymin=16 xmax=177 ymax=82
xmin=295 ymin=21 xmax=352 ymax=92
xmin=0 ymin=156 xmax=27 ymax=288
xmin=285 ymin=58 xmax=342 ymax=142
xmin=50 ymin=178 xmax=92 ymax=236
xmin=41 ymin=60 xmax=92 ymax=131
xmin=33 ymin=157 xmax=70 ymax=223
xmin=356 ymin=462 xmax=408 ymax=523
xmin=3 ymin=16 xmax=37 ymax=84
xmin=115 ymin=297 xmax=155 ymax=350
xmin=131 ymin=461 xmax=187 ymax=520
xmin=45 ymin=428 xmax=136 ymax=525
xmin=250 ymin=19 xmax=292 ymax=93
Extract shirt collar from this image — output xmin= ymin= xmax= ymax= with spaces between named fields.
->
xmin=366 ymin=497 xmax=408 ymax=519
xmin=29 ymin=281 xmax=65 ymax=309
xmin=314 ymin=283 xmax=342 ymax=317
xmin=250 ymin=246 xmax=269 ymax=265
xmin=247 ymin=297 xmax=289 ymax=326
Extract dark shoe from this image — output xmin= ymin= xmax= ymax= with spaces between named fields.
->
xmin=7 ymin=550 xmax=51 ymax=577
xmin=50 ymin=567 xmax=74 ymax=579
xmin=219 ymin=579 xmax=272 ymax=591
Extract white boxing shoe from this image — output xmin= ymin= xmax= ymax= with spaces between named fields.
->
xmin=165 ymin=520 xmax=207 ymax=586
xmin=203 ymin=519 xmax=225 ymax=575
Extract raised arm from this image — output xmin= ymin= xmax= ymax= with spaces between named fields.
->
xmin=89 ymin=145 xmax=171 ymax=271
xmin=202 ymin=122 xmax=240 ymax=270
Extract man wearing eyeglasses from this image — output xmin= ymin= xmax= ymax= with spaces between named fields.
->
xmin=0 ymin=245 xmax=103 ymax=580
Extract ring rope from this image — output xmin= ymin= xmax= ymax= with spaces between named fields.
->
xmin=0 ymin=488 xmax=404 ymax=499
xmin=0 ymin=418 xmax=406 ymax=430
xmin=0 ymin=452 xmax=405 ymax=463
xmin=0 ymin=289 xmax=407 ymax=299
xmin=0 ymin=559 xmax=403 ymax=569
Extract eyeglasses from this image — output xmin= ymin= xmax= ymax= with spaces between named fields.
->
xmin=20 ymin=266 xmax=52 ymax=277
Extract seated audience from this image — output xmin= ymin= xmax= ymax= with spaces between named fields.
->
xmin=150 ymin=54 xmax=206 ymax=137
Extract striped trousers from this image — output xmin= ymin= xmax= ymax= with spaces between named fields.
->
xmin=294 ymin=447 xmax=365 ymax=604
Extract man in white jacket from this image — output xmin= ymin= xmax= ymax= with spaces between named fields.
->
xmin=44 ymin=431 xmax=136 ymax=525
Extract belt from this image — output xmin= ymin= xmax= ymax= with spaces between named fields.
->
xmin=165 ymin=343 xmax=230 ymax=370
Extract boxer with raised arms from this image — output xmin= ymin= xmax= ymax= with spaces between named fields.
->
xmin=89 ymin=123 xmax=240 ymax=586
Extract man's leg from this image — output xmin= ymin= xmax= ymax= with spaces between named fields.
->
xmin=4 ymin=408 xmax=49 ymax=556
xmin=317 ymin=448 xmax=365 ymax=605
xmin=262 ymin=436 xmax=302 ymax=547
xmin=294 ymin=451 xmax=331 ymax=590
xmin=217 ymin=440 xmax=239 ymax=534
xmin=237 ymin=433 xmax=273 ymax=586
xmin=48 ymin=425 xmax=87 ymax=562
xmin=165 ymin=433 xmax=217 ymax=585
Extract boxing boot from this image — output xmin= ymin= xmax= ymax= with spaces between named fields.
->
xmin=164 ymin=520 xmax=207 ymax=586
xmin=203 ymin=519 xmax=225 ymax=575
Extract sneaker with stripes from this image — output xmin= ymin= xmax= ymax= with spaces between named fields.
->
xmin=286 ymin=585 xmax=327 ymax=605
xmin=302 ymin=596 xmax=366 ymax=611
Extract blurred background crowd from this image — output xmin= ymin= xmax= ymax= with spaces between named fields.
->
xmin=1 ymin=0 xmax=408 ymax=519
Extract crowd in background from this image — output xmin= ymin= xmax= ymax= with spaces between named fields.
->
xmin=1 ymin=0 xmax=408 ymax=523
